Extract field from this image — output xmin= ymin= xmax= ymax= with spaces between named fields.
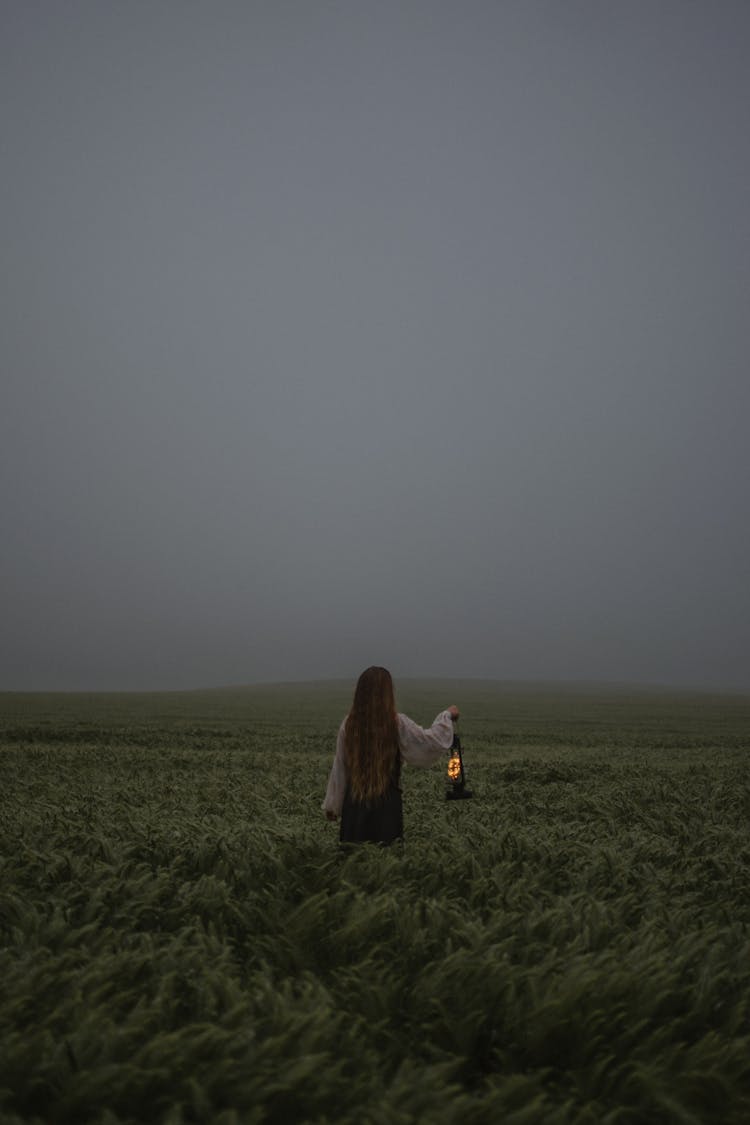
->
xmin=1 ymin=680 xmax=750 ymax=1124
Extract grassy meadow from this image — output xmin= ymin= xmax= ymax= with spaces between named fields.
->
xmin=1 ymin=680 xmax=750 ymax=1124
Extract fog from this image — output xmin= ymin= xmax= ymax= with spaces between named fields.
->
xmin=2 ymin=1 xmax=749 ymax=693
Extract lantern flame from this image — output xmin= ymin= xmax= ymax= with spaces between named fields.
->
xmin=447 ymin=752 xmax=462 ymax=782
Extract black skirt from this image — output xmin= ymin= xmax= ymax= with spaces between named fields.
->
xmin=339 ymin=786 xmax=403 ymax=846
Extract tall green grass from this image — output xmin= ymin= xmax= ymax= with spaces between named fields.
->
xmin=1 ymin=682 xmax=749 ymax=1123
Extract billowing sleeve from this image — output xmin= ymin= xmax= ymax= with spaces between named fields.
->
xmin=322 ymin=720 xmax=347 ymax=815
xmin=398 ymin=711 xmax=455 ymax=768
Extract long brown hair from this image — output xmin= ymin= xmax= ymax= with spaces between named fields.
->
xmin=344 ymin=666 xmax=401 ymax=803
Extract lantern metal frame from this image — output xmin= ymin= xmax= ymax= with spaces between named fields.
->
xmin=445 ymin=731 xmax=473 ymax=800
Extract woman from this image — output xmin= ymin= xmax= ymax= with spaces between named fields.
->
xmin=322 ymin=666 xmax=459 ymax=845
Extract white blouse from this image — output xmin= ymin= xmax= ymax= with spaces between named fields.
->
xmin=322 ymin=710 xmax=455 ymax=816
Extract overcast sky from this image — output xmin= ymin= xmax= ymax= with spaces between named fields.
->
xmin=2 ymin=1 xmax=749 ymax=693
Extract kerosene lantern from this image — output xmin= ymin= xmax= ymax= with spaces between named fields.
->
xmin=446 ymin=730 xmax=473 ymax=800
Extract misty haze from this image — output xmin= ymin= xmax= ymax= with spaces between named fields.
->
xmin=2 ymin=1 xmax=748 ymax=693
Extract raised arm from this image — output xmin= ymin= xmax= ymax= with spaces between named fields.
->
xmin=398 ymin=708 xmax=457 ymax=768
